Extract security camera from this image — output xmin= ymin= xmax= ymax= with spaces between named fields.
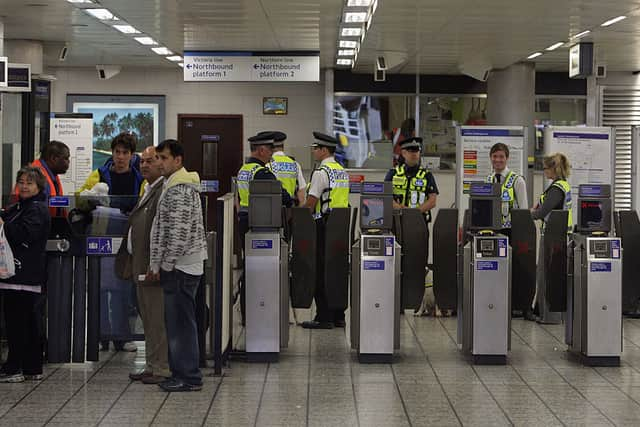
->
xmin=376 ymin=56 xmax=387 ymax=71
xmin=59 ymin=45 xmax=68 ymax=62
xmin=96 ymin=65 xmax=122 ymax=80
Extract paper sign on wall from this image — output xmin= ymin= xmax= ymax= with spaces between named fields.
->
xmin=50 ymin=113 xmax=94 ymax=194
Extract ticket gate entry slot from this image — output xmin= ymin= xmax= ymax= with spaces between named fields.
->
xmin=460 ymin=182 xmax=511 ymax=365
xmin=351 ymin=182 xmax=401 ymax=363
xmin=245 ymin=180 xmax=289 ymax=362
xmin=567 ymin=184 xmax=621 ymax=366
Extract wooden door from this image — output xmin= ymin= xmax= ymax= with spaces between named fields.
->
xmin=178 ymin=114 xmax=243 ymax=230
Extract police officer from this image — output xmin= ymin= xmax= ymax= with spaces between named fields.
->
xmin=385 ymin=137 xmax=438 ymax=220
xmin=486 ymin=142 xmax=528 ymax=237
xmin=236 ymin=132 xmax=293 ymax=323
xmin=301 ymin=132 xmax=350 ymax=329
xmin=263 ymin=131 xmax=307 ymax=206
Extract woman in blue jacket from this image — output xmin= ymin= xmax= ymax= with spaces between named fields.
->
xmin=0 ymin=166 xmax=51 ymax=383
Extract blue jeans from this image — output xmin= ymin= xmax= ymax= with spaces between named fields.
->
xmin=161 ymin=269 xmax=202 ymax=385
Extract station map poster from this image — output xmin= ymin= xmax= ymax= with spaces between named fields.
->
xmin=50 ymin=113 xmax=94 ymax=194
xmin=455 ymin=126 xmax=527 ymax=223
xmin=544 ymin=126 xmax=613 ymax=217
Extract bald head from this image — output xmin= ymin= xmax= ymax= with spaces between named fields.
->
xmin=140 ymin=146 xmax=162 ymax=182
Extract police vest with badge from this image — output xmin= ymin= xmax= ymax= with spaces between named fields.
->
xmin=307 ymin=132 xmax=349 ymax=219
xmin=539 ymin=179 xmax=573 ymax=230
xmin=486 ymin=169 xmax=522 ymax=228
xmin=390 ymin=137 xmax=435 ymax=221
xmin=261 ymin=131 xmax=300 ymax=199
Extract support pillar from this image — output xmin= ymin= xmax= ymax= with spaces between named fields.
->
xmin=487 ymin=62 xmax=536 ymax=206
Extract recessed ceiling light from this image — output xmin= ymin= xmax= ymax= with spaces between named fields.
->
xmin=338 ymin=49 xmax=356 ymax=56
xmin=341 ymin=27 xmax=362 ymax=37
xmin=113 ymin=24 xmax=140 ymax=34
xmin=167 ymin=55 xmax=183 ymax=62
xmin=339 ymin=40 xmax=358 ymax=48
xmin=84 ymin=8 xmax=119 ymax=21
xmin=527 ymin=52 xmax=543 ymax=59
xmin=545 ymin=42 xmax=564 ymax=51
xmin=347 ymin=0 xmax=372 ymax=5
xmin=601 ymin=16 xmax=626 ymax=27
xmin=134 ymin=36 xmax=157 ymax=45
xmin=571 ymin=30 xmax=591 ymax=39
xmin=152 ymin=47 xmax=173 ymax=55
xmin=344 ymin=12 xmax=367 ymax=23
xmin=336 ymin=58 xmax=353 ymax=66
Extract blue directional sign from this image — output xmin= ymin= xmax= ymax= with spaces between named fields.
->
xmin=201 ymin=180 xmax=220 ymax=192
xmin=49 ymin=196 xmax=70 ymax=208
xmin=87 ymin=237 xmax=114 ymax=255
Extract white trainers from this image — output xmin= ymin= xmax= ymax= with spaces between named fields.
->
xmin=0 ymin=372 xmax=25 ymax=383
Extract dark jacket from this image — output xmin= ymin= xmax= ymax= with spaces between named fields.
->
xmin=0 ymin=192 xmax=51 ymax=287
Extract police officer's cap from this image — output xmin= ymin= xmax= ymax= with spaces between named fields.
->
xmin=311 ymin=131 xmax=338 ymax=148
xmin=257 ymin=130 xmax=287 ymax=143
xmin=399 ymin=137 xmax=423 ymax=151
xmin=248 ymin=131 xmax=277 ymax=147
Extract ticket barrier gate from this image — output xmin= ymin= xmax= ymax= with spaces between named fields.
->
xmin=244 ymin=181 xmax=289 ymax=362
xmin=459 ymin=183 xmax=511 ymax=364
xmin=567 ymin=185 xmax=622 ymax=366
xmin=351 ymin=182 xmax=401 ymax=363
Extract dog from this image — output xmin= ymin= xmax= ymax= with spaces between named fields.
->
xmin=414 ymin=269 xmax=452 ymax=317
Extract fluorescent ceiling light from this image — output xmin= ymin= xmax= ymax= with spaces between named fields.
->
xmin=344 ymin=12 xmax=367 ymax=23
xmin=339 ymin=40 xmax=358 ymax=48
xmin=338 ymin=49 xmax=356 ymax=56
xmin=371 ymin=0 xmax=379 ymax=15
xmin=347 ymin=0 xmax=372 ymax=5
xmin=571 ymin=30 xmax=591 ymax=39
xmin=178 ymin=63 xmax=184 ymax=68
xmin=152 ymin=47 xmax=173 ymax=55
xmin=84 ymin=8 xmax=119 ymax=21
xmin=113 ymin=24 xmax=140 ymax=34
xmin=601 ymin=16 xmax=626 ymax=27
xmin=67 ymin=0 xmax=93 ymax=3
xmin=545 ymin=42 xmax=564 ymax=51
xmin=135 ymin=36 xmax=157 ymax=45
xmin=336 ymin=58 xmax=353 ymax=66
xmin=167 ymin=55 xmax=183 ymax=62
xmin=527 ymin=52 xmax=543 ymax=59
xmin=341 ymin=27 xmax=362 ymax=37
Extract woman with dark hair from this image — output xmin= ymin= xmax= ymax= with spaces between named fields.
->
xmin=0 ymin=166 xmax=51 ymax=383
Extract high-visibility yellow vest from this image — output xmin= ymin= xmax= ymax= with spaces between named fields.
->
xmin=237 ymin=162 xmax=265 ymax=208
xmin=392 ymin=165 xmax=433 ymax=220
xmin=268 ymin=154 xmax=298 ymax=198
xmin=310 ymin=161 xmax=349 ymax=217
xmin=486 ymin=170 xmax=520 ymax=228
xmin=540 ymin=179 xmax=573 ymax=231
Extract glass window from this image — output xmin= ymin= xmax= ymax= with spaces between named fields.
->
xmin=333 ymin=95 xmax=415 ymax=169
xmin=420 ymin=95 xmax=487 ymax=170
xmin=534 ymin=97 xmax=586 ymax=169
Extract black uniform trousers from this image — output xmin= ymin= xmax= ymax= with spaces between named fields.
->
xmin=1 ymin=289 xmax=44 ymax=375
xmin=313 ymin=218 xmax=345 ymax=324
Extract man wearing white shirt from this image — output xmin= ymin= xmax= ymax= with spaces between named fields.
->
xmin=119 ymin=146 xmax=169 ymax=384
xmin=486 ymin=142 xmax=528 ymax=237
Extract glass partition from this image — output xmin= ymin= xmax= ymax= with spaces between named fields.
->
xmin=333 ymin=95 xmax=415 ymax=169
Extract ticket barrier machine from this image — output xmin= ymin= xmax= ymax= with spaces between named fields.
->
xmin=567 ymin=184 xmax=622 ymax=366
xmin=351 ymin=182 xmax=401 ymax=363
xmin=244 ymin=181 xmax=289 ymax=362
xmin=459 ymin=183 xmax=511 ymax=364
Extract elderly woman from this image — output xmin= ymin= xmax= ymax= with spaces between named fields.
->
xmin=0 ymin=166 xmax=51 ymax=383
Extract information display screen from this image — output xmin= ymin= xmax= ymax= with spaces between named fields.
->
xmin=580 ymin=200 xmax=604 ymax=230
xmin=470 ymin=199 xmax=494 ymax=228
xmin=361 ymin=197 xmax=386 ymax=228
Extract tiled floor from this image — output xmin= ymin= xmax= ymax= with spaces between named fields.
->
xmin=3 ymin=314 xmax=640 ymax=426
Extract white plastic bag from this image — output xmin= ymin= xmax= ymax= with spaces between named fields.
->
xmin=0 ymin=224 xmax=15 ymax=279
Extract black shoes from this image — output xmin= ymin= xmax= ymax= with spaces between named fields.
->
xmin=159 ymin=378 xmax=202 ymax=392
xmin=333 ymin=319 xmax=346 ymax=328
xmin=301 ymin=320 xmax=334 ymax=329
